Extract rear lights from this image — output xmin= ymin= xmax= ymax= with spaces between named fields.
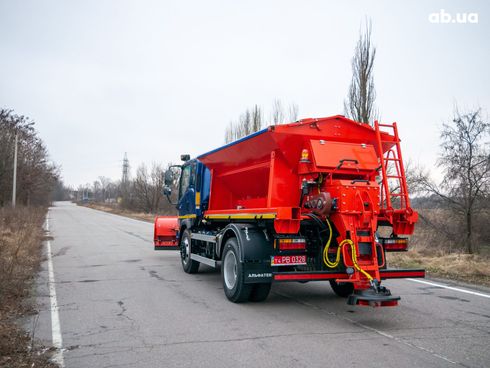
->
xmin=381 ymin=237 xmax=409 ymax=251
xmin=277 ymin=238 xmax=306 ymax=250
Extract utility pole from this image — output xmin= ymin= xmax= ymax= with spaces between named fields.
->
xmin=12 ymin=133 xmax=18 ymax=208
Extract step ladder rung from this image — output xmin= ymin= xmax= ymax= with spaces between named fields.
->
xmin=375 ymin=120 xmax=412 ymax=211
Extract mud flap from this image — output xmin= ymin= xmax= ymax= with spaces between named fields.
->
xmin=222 ymin=224 xmax=274 ymax=284
xmin=244 ymin=262 xmax=273 ymax=284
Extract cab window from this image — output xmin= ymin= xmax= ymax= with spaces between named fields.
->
xmin=179 ymin=165 xmax=191 ymax=199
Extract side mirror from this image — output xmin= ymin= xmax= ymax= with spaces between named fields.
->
xmin=164 ymin=170 xmax=173 ymax=186
xmin=162 ymin=164 xmax=181 ymax=207
xmin=163 ymin=186 xmax=172 ymax=196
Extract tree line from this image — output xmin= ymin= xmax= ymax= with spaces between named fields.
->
xmin=72 ymin=162 xmax=176 ymax=215
xmin=0 ymin=109 xmax=58 ymax=207
xmin=224 ymin=100 xmax=299 ymax=143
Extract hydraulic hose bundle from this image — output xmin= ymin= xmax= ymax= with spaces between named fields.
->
xmin=321 ymin=218 xmax=373 ymax=282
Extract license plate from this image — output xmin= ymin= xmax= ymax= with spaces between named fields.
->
xmin=271 ymin=255 xmax=306 ymax=266
xmin=159 ymin=241 xmax=176 ymax=246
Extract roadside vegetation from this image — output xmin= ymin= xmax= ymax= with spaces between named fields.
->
xmin=82 ymin=202 xmax=155 ymax=223
xmin=388 ymin=209 xmax=490 ymax=287
xmin=392 ymin=107 xmax=490 ymax=285
xmin=0 ymin=110 xmax=58 ymax=367
xmin=73 ymin=163 xmax=176 ymax=215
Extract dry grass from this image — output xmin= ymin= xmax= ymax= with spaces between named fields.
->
xmin=80 ymin=202 xmax=156 ymax=223
xmin=386 ymin=208 xmax=490 ymax=287
xmin=0 ymin=206 xmax=56 ymax=367
xmin=388 ymin=251 xmax=490 ymax=286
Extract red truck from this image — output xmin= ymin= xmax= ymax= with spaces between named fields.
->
xmin=155 ymin=116 xmax=425 ymax=306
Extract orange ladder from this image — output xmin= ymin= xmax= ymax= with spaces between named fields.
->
xmin=374 ymin=121 xmax=411 ymax=213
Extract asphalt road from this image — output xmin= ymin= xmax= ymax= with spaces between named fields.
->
xmin=33 ymin=202 xmax=490 ymax=368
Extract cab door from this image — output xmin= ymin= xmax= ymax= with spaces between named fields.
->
xmin=177 ymin=161 xmax=196 ymax=218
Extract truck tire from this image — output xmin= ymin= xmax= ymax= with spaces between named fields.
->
xmin=329 ymin=280 xmax=354 ymax=297
xmin=181 ymin=229 xmax=199 ymax=274
xmin=221 ymin=238 xmax=252 ymax=303
xmin=249 ymin=283 xmax=271 ymax=302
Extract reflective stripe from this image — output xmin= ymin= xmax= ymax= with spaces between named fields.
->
xmin=179 ymin=214 xmax=197 ymax=219
xmin=204 ymin=213 xmax=276 ymax=220
xmin=195 ymin=192 xmax=201 ymax=208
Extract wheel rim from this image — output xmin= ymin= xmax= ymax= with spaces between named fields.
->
xmin=224 ymin=250 xmax=238 ymax=290
xmin=182 ymin=236 xmax=190 ymax=265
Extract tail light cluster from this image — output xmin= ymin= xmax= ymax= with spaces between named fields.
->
xmin=277 ymin=237 xmax=306 ymax=250
xmin=381 ymin=237 xmax=409 ymax=252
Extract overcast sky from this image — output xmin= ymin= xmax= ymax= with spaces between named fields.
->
xmin=1 ymin=0 xmax=489 ymax=187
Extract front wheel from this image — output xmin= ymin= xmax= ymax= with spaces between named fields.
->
xmin=221 ymin=238 xmax=252 ymax=303
xmin=180 ymin=230 xmax=199 ymax=274
xmin=329 ymin=280 xmax=354 ymax=297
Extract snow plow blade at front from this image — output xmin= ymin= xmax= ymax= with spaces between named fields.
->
xmin=154 ymin=216 xmax=179 ymax=250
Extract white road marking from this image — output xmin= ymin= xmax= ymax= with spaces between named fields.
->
xmin=45 ymin=216 xmax=65 ymax=367
xmin=408 ymin=278 xmax=490 ymax=299
xmin=350 ymin=319 xmax=458 ymax=365
xmin=274 ymin=291 xmax=459 ymax=365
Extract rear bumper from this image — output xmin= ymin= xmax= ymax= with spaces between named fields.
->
xmin=273 ymin=268 xmax=425 ymax=282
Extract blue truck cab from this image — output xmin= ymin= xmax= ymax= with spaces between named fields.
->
xmin=176 ymin=159 xmax=211 ymax=222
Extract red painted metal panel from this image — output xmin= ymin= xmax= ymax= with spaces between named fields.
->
xmin=197 ymin=115 xmax=416 ymax=241
xmin=380 ymin=269 xmax=426 ymax=279
xmin=274 ymin=272 xmax=348 ymax=281
xmin=198 ymin=116 xmax=395 ymax=217
xmin=311 ymin=141 xmax=378 ymax=170
xmin=154 ymin=216 xmax=178 ymax=247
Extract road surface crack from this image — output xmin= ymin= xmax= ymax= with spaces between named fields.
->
xmin=272 ymin=290 xmax=463 ymax=366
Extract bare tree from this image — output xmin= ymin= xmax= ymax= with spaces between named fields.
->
xmin=0 ymin=109 xmax=58 ymax=206
xmin=288 ymin=102 xmax=299 ymax=122
xmin=271 ymin=99 xmax=284 ymax=125
xmin=224 ymin=121 xmax=235 ymax=145
xmin=224 ymin=105 xmax=263 ymax=143
xmin=93 ymin=180 xmax=101 ymax=201
xmin=419 ymin=107 xmax=490 ymax=254
xmin=132 ymin=163 xmax=165 ymax=213
xmin=98 ymin=176 xmax=111 ymax=202
xmin=224 ymin=101 xmax=299 ymax=143
xmin=344 ymin=20 xmax=377 ymax=124
xmin=251 ymin=105 xmax=262 ymax=132
xmin=52 ymin=178 xmax=72 ymax=201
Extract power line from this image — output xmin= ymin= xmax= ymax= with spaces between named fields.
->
xmin=122 ymin=152 xmax=130 ymax=184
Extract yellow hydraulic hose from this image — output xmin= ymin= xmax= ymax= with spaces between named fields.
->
xmin=323 ymin=219 xmax=373 ymax=281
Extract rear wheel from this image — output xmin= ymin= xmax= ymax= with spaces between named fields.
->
xmin=249 ymin=283 xmax=271 ymax=302
xmin=329 ymin=280 xmax=354 ymax=297
xmin=221 ymin=238 xmax=252 ymax=303
xmin=180 ymin=230 xmax=199 ymax=274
